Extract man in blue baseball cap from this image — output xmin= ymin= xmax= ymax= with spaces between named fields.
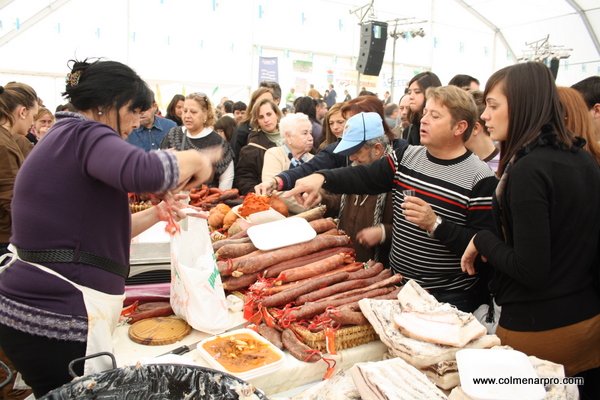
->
xmin=333 ymin=112 xmax=385 ymax=156
xmin=285 ymin=86 xmax=498 ymax=313
xmin=330 ymin=112 xmax=393 ymax=265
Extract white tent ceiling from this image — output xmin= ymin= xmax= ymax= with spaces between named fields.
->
xmin=0 ymin=0 xmax=598 ymax=109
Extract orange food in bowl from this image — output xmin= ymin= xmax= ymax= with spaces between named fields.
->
xmin=238 ymin=193 xmax=271 ymax=217
xmin=201 ymin=333 xmax=282 ymax=373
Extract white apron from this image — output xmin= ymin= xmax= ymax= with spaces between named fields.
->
xmin=0 ymin=244 xmax=125 ymax=377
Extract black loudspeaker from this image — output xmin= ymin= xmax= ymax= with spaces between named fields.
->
xmin=356 ymin=21 xmax=388 ymax=76
xmin=549 ymin=58 xmax=559 ymax=80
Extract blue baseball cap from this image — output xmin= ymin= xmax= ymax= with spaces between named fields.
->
xmin=333 ymin=112 xmax=384 ymax=156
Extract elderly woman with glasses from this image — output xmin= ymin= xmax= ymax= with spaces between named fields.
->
xmin=161 ymin=92 xmax=234 ymax=189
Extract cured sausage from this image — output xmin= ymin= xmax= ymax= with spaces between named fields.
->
xmin=260 ymin=272 xmax=349 ymax=308
xmin=263 ymin=246 xmax=355 ymax=278
xmin=128 ymin=301 xmax=174 ymax=324
xmin=212 ymin=236 xmax=251 ymax=252
xmin=222 ymin=273 xmax=261 ymax=292
xmin=308 ymin=218 xmax=337 ymax=234
xmin=290 ymin=286 xmax=396 ymax=321
xmin=294 ymin=205 xmax=327 ymax=222
xmin=281 ymin=329 xmax=321 ymax=363
xmin=261 ymin=262 xmax=364 ymax=295
xmin=232 ymin=234 xmax=351 ymax=275
xmin=345 ymin=262 xmax=384 ymax=280
xmin=215 ymin=242 xmax=258 ymax=260
xmin=275 ymin=252 xmax=353 ymax=283
xmin=317 ymin=270 xmax=398 ymax=303
xmin=258 ymin=324 xmax=283 ymax=350
xmin=326 ymin=309 xmax=369 ymax=326
xmin=295 ymin=270 xmax=390 ymax=305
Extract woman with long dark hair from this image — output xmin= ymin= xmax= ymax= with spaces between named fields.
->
xmin=403 ymin=71 xmax=441 ymax=145
xmin=461 ymin=62 xmax=600 ymax=398
xmin=165 ymin=94 xmax=184 ymax=125
xmin=0 ymin=59 xmax=219 ymax=397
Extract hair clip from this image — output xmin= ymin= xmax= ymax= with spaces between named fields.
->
xmin=66 ymin=70 xmax=82 ymax=87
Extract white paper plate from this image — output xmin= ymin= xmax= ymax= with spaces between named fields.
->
xmin=456 ymin=349 xmax=546 ymax=400
xmin=196 ymin=328 xmax=284 ymax=381
xmin=247 ymin=217 xmax=316 ymax=251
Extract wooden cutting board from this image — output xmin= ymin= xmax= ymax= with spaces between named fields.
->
xmin=128 ymin=316 xmax=191 ymax=345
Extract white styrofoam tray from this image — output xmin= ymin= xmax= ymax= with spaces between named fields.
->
xmin=247 ymin=217 xmax=316 ymax=251
xmin=456 ymin=348 xmax=546 ymax=400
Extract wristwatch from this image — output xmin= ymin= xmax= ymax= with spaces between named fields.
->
xmin=427 ymin=216 xmax=442 ymax=238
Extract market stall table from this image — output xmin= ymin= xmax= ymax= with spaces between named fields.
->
xmin=112 ymin=315 xmax=388 ymax=396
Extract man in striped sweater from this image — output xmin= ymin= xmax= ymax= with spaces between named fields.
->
xmin=285 ymin=86 xmax=498 ymax=312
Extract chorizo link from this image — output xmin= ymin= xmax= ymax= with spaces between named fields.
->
xmin=263 ymin=246 xmax=355 ymax=278
xmin=261 ymin=262 xmax=364 ymax=295
xmin=222 ymin=273 xmax=261 ymax=292
xmin=258 ymin=324 xmax=283 ymax=350
xmin=316 ymin=270 xmax=397 ymax=303
xmin=276 ymin=253 xmax=353 ymax=283
xmin=215 ymin=242 xmax=258 ymax=260
xmin=232 ymin=234 xmax=351 ymax=275
xmin=295 ymin=271 xmax=389 ymax=305
xmin=260 ymin=272 xmax=349 ymax=308
xmin=212 ymin=236 xmax=251 ymax=252
xmin=326 ymin=309 xmax=369 ymax=326
xmin=308 ymin=218 xmax=337 ymax=234
xmin=289 ymin=286 xmax=395 ymax=321
xmin=345 ymin=262 xmax=384 ymax=280
xmin=281 ymin=329 xmax=321 ymax=363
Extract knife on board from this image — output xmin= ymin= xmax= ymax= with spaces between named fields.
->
xmin=157 ymin=340 xmax=202 ymax=357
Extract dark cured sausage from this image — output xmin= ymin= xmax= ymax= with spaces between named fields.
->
xmin=281 ymin=329 xmax=321 ymax=363
xmin=232 ymin=234 xmax=351 ymax=275
xmin=215 ymin=242 xmax=258 ymax=260
xmin=290 ymin=286 xmax=396 ymax=321
xmin=261 ymin=262 xmax=364 ymax=295
xmin=308 ymin=218 xmax=337 ymax=234
xmin=276 ymin=252 xmax=353 ymax=283
xmin=326 ymin=309 xmax=369 ymax=326
xmin=222 ymin=273 xmax=261 ymax=292
xmin=340 ymin=286 xmax=402 ymax=312
xmin=212 ymin=236 xmax=251 ymax=252
xmin=316 ymin=271 xmax=399 ymax=303
xmin=260 ymin=272 xmax=349 ymax=308
xmin=258 ymin=324 xmax=283 ymax=349
xmin=263 ymin=246 xmax=355 ymax=278
xmin=294 ymin=269 xmax=391 ymax=305
xmin=128 ymin=302 xmax=173 ymax=324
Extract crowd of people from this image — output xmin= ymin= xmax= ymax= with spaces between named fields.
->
xmin=0 ymin=60 xmax=599 ymax=398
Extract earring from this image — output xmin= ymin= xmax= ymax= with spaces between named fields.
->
xmin=98 ymin=110 xmax=103 ymax=116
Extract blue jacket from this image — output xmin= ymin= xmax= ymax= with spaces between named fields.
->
xmin=126 ymin=116 xmax=177 ymax=151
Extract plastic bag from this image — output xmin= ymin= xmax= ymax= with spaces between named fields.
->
xmin=170 ymin=216 xmax=229 ymax=334
xmin=473 ymin=298 xmax=501 ymax=334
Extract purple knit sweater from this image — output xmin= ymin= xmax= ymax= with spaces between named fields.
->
xmin=0 ymin=113 xmax=178 ymax=341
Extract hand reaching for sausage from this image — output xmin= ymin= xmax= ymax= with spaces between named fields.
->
xmin=356 ymin=225 xmax=383 ymax=247
xmin=255 ymin=179 xmax=276 ymax=196
xmin=400 ymin=195 xmax=437 ymax=232
xmin=282 ymin=173 xmax=325 ymax=208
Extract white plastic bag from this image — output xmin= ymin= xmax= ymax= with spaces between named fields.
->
xmin=170 ymin=216 xmax=229 ymax=334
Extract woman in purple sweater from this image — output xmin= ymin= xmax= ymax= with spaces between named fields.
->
xmin=0 ymin=59 xmax=219 ymax=397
